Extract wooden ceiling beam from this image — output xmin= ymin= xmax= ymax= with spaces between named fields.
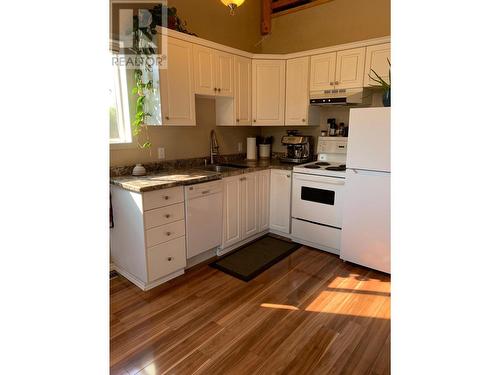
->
xmin=261 ymin=0 xmax=272 ymax=35
xmin=271 ymin=0 xmax=305 ymax=10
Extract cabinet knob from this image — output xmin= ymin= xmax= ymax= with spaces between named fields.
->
xmin=302 ymin=118 xmax=305 ymax=122
xmin=253 ymin=119 xmax=256 ymax=123
xmin=214 ymin=87 xmax=217 ymax=92
xmin=330 ymin=82 xmax=334 ymax=86
xmin=166 ymin=232 xmax=171 ymax=236
xmin=165 ymin=214 xmax=170 ymax=218
xmin=167 ymin=257 xmax=173 ymax=261
xmin=165 ymin=116 xmax=169 ymax=120
xmin=286 ymin=174 xmax=290 ymax=178
xmin=236 ymin=119 xmax=240 ymax=122
xmin=335 ymin=81 xmax=339 ymax=85
xmin=164 ymin=196 xmax=169 ymax=200
xmin=217 ymin=88 xmax=221 ymax=92
xmin=240 ymin=177 xmax=247 ymax=181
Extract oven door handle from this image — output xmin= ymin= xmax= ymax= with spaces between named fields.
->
xmin=294 ymin=175 xmax=345 ymax=185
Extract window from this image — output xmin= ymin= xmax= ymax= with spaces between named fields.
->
xmin=110 ymin=54 xmax=132 ymax=144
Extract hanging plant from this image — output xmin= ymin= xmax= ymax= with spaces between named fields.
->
xmin=129 ymin=6 xmax=195 ymax=149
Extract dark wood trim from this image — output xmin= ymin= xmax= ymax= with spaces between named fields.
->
xmin=272 ymin=0 xmax=334 ymax=18
xmin=261 ymin=0 xmax=272 ymax=35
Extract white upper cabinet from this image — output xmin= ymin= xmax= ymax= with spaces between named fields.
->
xmin=252 ymin=60 xmax=286 ymax=126
xmin=214 ymin=51 xmax=234 ymax=97
xmin=310 ymin=47 xmax=366 ymax=91
xmin=234 ymin=56 xmax=252 ymax=125
xmin=335 ymin=47 xmax=366 ymax=89
xmin=216 ymin=55 xmax=251 ymax=126
xmin=310 ymin=52 xmax=336 ymax=91
xmin=193 ymin=44 xmax=234 ymax=97
xmin=160 ymin=37 xmax=196 ymax=126
xmin=285 ymin=57 xmax=312 ymax=126
xmin=193 ymin=44 xmax=216 ymax=95
xmin=364 ymin=43 xmax=391 ymax=87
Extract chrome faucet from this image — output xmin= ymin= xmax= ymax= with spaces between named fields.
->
xmin=210 ymin=129 xmax=219 ymax=165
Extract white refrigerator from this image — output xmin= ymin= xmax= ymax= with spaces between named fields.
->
xmin=340 ymin=107 xmax=390 ymax=273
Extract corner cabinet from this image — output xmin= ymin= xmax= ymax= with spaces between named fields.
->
xmin=221 ymin=170 xmax=271 ymax=251
xmin=269 ymin=169 xmax=292 ymax=234
xmin=364 ymin=43 xmax=391 ymax=87
xmin=252 ymin=60 xmax=286 ymax=126
xmin=193 ymin=44 xmax=234 ymax=97
xmin=216 ymin=55 xmax=251 ymax=126
xmin=159 ymin=37 xmax=196 ymax=126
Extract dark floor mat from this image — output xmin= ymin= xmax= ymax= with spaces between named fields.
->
xmin=210 ymin=235 xmax=301 ymax=281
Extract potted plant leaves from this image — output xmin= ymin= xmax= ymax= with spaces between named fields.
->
xmin=369 ymin=59 xmax=391 ymax=107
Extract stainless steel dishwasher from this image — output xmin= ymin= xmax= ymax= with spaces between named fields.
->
xmin=184 ymin=180 xmax=223 ymax=259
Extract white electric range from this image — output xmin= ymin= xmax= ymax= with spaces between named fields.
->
xmin=291 ymin=137 xmax=348 ymax=255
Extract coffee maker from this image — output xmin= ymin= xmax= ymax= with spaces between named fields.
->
xmin=280 ymin=130 xmax=313 ymax=163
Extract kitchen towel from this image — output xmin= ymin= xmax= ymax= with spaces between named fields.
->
xmin=247 ymin=137 xmax=256 ymax=160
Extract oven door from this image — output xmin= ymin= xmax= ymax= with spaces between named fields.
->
xmin=292 ymin=172 xmax=345 ymax=228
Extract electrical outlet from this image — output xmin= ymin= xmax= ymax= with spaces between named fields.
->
xmin=237 ymin=142 xmax=243 ymax=152
xmin=158 ymin=147 xmax=165 ymax=160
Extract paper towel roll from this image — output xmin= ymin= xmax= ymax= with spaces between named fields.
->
xmin=247 ymin=137 xmax=257 ymax=160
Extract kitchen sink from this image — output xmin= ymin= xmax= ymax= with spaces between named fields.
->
xmin=201 ymin=164 xmax=247 ymax=172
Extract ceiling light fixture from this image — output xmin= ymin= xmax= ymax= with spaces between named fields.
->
xmin=220 ymin=0 xmax=245 ymax=15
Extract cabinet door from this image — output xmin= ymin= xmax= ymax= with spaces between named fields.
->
xmin=214 ymin=51 xmax=234 ymax=97
xmin=252 ymin=60 xmax=285 ymax=126
xmin=193 ymin=44 xmax=216 ymax=95
xmin=222 ymin=176 xmax=242 ymax=248
xmin=310 ymin=52 xmax=336 ymax=91
xmin=364 ymin=43 xmax=391 ymax=87
xmin=285 ymin=57 xmax=310 ymax=126
xmin=335 ymin=47 xmax=366 ymax=89
xmin=160 ymin=38 xmax=196 ymax=126
xmin=269 ymin=170 xmax=292 ymax=233
xmin=259 ymin=170 xmax=270 ymax=231
xmin=241 ymin=173 xmax=259 ymax=239
xmin=234 ymin=56 xmax=252 ymax=125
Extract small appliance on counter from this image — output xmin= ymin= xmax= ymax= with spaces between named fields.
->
xmin=279 ymin=130 xmax=313 ymax=164
xmin=246 ymin=137 xmax=257 ymax=160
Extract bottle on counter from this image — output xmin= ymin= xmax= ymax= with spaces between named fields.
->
xmin=328 ymin=118 xmax=337 ymax=136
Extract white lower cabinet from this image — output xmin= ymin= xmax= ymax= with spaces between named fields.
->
xmin=110 ymin=185 xmax=187 ymax=290
xmin=269 ymin=169 xmax=292 ymax=234
xmin=222 ymin=170 xmax=271 ymax=250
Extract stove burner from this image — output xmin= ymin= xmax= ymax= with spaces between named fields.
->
xmin=315 ymin=162 xmax=330 ymax=166
xmin=325 ymin=165 xmax=346 ymax=171
xmin=304 ymin=164 xmax=321 ymax=169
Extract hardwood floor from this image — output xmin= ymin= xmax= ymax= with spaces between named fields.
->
xmin=110 ymin=246 xmax=390 ymax=375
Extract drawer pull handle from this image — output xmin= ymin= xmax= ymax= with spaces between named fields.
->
xmin=202 ymin=190 xmax=210 ymax=194
xmin=165 ymin=214 xmax=171 ymax=218
xmin=167 ymin=257 xmax=173 ymax=261
xmin=164 ymin=196 xmax=169 ymax=200
xmin=240 ymin=177 xmax=246 ymax=181
xmin=286 ymin=175 xmax=290 ymax=178
xmin=166 ymin=232 xmax=171 ymax=236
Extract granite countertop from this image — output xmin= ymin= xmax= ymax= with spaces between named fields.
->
xmin=110 ymin=159 xmax=295 ymax=193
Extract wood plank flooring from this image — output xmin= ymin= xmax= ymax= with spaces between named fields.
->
xmin=110 ymin=246 xmax=390 ymax=375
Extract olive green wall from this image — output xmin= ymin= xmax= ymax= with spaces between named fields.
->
xmin=260 ymin=0 xmax=391 ymax=53
xmin=167 ymin=0 xmax=263 ymax=53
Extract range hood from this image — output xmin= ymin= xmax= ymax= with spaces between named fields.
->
xmin=310 ymin=88 xmax=369 ymax=106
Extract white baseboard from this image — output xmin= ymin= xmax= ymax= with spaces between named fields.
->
xmin=113 ymin=265 xmax=185 ymax=291
xmin=269 ymin=229 xmax=292 ymax=239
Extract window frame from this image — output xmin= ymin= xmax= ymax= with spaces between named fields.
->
xmin=110 ymin=53 xmax=134 ymax=148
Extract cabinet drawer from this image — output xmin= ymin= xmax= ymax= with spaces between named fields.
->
xmin=145 ymin=220 xmax=186 ymax=247
xmin=144 ymin=202 xmax=185 ymax=229
xmin=147 ymin=236 xmax=186 ymax=281
xmin=291 ymin=218 xmax=341 ymax=250
xmin=143 ymin=186 xmax=184 ymax=211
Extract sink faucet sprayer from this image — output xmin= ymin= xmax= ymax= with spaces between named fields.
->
xmin=210 ymin=130 xmax=219 ymax=165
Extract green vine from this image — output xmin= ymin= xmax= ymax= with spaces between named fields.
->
xmin=130 ymin=5 xmax=195 ymax=149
